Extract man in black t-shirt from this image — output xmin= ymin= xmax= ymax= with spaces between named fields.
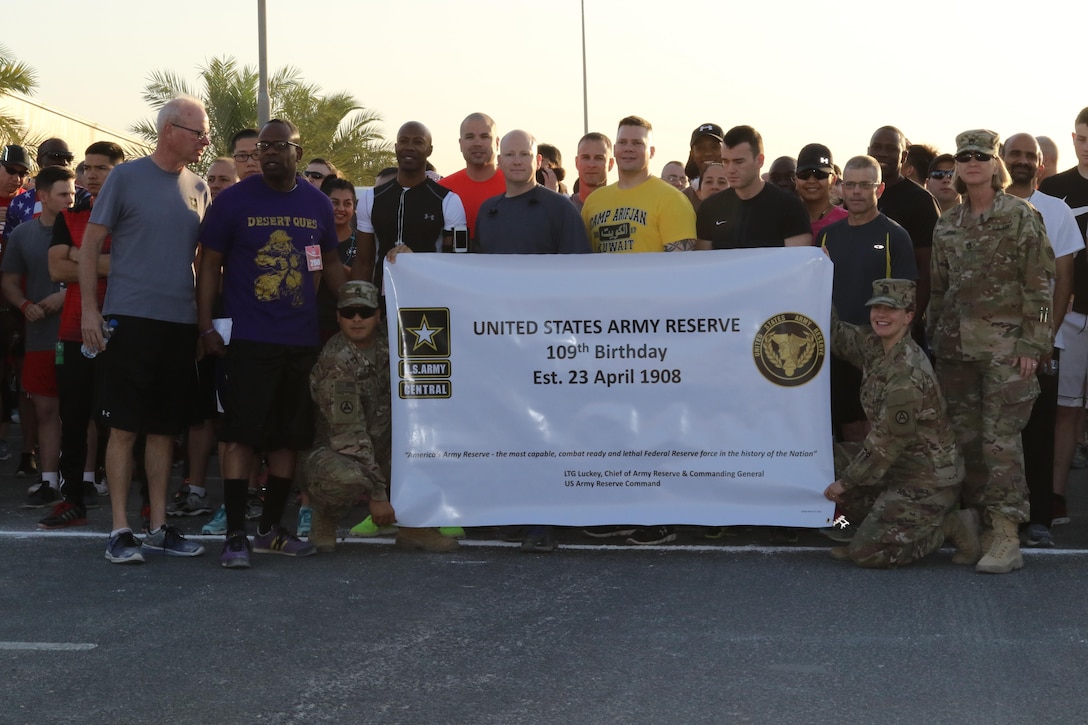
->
xmin=1039 ymin=106 xmax=1088 ymax=528
xmin=821 ymin=155 xmax=917 ymax=443
xmin=696 ymin=125 xmax=810 ymax=249
xmin=867 ymin=127 xmax=940 ymax=332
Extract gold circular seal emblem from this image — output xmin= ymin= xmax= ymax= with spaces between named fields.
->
xmin=752 ymin=312 xmax=825 ymax=387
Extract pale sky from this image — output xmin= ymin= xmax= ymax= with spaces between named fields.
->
xmin=8 ymin=0 xmax=1085 ymax=180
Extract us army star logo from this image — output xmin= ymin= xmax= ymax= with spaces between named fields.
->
xmin=397 ymin=308 xmax=451 ymax=358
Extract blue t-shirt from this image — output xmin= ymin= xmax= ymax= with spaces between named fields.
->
xmin=199 ymin=175 xmax=339 ymax=346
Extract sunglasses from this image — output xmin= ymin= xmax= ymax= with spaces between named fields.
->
xmin=929 ymin=170 xmax=954 ymax=180
xmin=43 ymin=151 xmax=75 ymax=162
xmin=339 ymin=306 xmax=377 ymax=319
xmin=2 ymin=164 xmax=28 ymax=177
xmin=796 ymin=169 xmax=831 ymax=181
xmin=954 ymin=151 xmax=992 ymax=163
xmin=256 ymin=140 xmax=302 ymax=152
xmin=303 ymin=171 xmax=326 ymax=180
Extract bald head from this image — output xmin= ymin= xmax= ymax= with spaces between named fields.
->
xmin=1002 ymin=132 xmax=1043 ymax=188
xmin=501 ymin=129 xmax=536 ymax=153
xmin=394 ymin=121 xmax=433 ymax=176
xmin=1037 ymin=135 xmax=1059 ymax=178
xmin=497 ymin=129 xmax=539 ymax=190
xmin=398 ymin=121 xmax=432 ymax=145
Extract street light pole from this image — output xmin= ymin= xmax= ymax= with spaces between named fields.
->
xmin=581 ymin=0 xmax=588 ymax=135
xmin=257 ymin=0 xmax=270 ymax=127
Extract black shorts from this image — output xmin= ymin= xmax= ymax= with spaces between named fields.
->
xmin=96 ymin=316 xmax=199 ymax=435
xmin=220 ymin=340 xmax=318 ymax=451
xmin=189 ymin=354 xmax=221 ymax=423
xmin=830 ymin=354 xmax=866 ymax=433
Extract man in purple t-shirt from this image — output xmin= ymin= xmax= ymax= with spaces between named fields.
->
xmin=197 ymin=119 xmax=347 ymax=569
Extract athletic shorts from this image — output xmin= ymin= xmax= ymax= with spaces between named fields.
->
xmin=21 ymin=349 xmax=57 ymax=397
xmin=1058 ymin=312 xmax=1088 ymax=408
xmin=95 ymin=315 xmax=199 ymax=435
xmin=220 ymin=340 xmax=318 ymax=451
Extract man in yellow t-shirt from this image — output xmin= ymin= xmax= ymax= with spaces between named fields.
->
xmin=581 ymin=115 xmax=696 ymax=254
xmin=579 ymin=116 xmax=696 ymax=547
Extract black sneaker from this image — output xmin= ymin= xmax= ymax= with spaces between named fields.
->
xmin=22 ymin=483 xmax=59 ymax=508
xmin=245 ymin=491 xmax=264 ymax=521
xmin=14 ymin=452 xmax=38 ymax=478
xmin=38 ymin=501 xmax=89 ymax=529
xmin=626 ymin=526 xmax=677 ymax=545
xmin=521 ymin=525 xmax=557 ymax=553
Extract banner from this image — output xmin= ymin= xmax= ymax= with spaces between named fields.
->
xmin=384 ymin=248 xmax=835 ymax=528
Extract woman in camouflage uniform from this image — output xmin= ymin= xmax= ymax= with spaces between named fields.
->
xmin=824 ymin=278 xmax=977 ymax=568
xmin=927 ymin=130 xmax=1055 ymax=574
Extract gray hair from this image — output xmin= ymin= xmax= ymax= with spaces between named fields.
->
xmin=156 ymin=95 xmax=206 ymax=134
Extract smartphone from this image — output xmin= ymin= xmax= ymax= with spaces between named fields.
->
xmin=453 ymin=226 xmax=469 ymax=253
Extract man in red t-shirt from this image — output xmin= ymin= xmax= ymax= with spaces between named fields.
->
xmin=438 ymin=112 xmax=505 ymax=243
xmin=38 ymin=141 xmax=124 ymax=528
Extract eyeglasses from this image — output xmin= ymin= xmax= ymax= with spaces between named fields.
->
xmin=256 ymin=140 xmax=302 ymax=153
xmin=929 ymin=170 xmax=954 ymax=180
xmin=954 ymin=151 xmax=992 ymax=163
xmin=2 ymin=164 xmax=28 ymax=178
xmin=842 ymin=181 xmax=880 ymax=190
xmin=171 ymin=122 xmax=211 ymax=142
xmin=232 ymin=151 xmax=260 ymax=162
xmin=664 ymin=174 xmax=687 ymax=183
xmin=796 ymin=169 xmax=831 ymax=181
xmin=339 ymin=306 xmax=377 ymax=319
xmin=303 ymin=171 xmax=326 ymax=180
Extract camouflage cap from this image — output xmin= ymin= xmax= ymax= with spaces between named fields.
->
xmin=866 ymin=278 xmax=916 ymax=309
xmin=337 ymin=280 xmax=379 ymax=309
xmin=955 ymin=129 xmax=999 ymax=157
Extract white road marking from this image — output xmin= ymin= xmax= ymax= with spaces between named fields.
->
xmin=0 ymin=642 xmax=97 ymax=651
xmin=0 ymin=529 xmax=1084 ymax=554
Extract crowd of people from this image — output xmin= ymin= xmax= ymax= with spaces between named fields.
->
xmin=2 ymin=95 xmax=1086 ymax=573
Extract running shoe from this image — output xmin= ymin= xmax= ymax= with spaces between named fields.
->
xmin=252 ymin=526 xmax=316 ymax=557
xmin=167 ymin=492 xmax=212 ymax=517
xmin=220 ymin=533 xmax=252 ymax=569
xmin=141 ymin=525 xmax=205 ymax=557
xmin=626 ymin=526 xmax=677 ymax=545
xmin=202 ymin=505 xmax=228 ymax=535
xmin=38 ymin=501 xmax=88 ymax=529
xmin=349 ymin=515 xmax=398 ymax=537
xmin=105 ymin=530 xmax=145 ymax=564
xmin=297 ymin=506 xmax=312 ymax=537
xmin=22 ymin=483 xmax=59 ymax=508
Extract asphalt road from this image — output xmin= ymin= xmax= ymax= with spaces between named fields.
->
xmin=3 ymin=442 xmax=1088 ymax=724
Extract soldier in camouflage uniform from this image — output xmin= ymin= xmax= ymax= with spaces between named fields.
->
xmin=927 ymin=129 xmax=1056 ymax=574
xmin=825 ymin=279 xmax=977 ymax=568
xmin=303 ymin=281 xmax=457 ymax=552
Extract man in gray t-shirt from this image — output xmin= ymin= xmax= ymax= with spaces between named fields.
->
xmin=78 ymin=96 xmax=211 ymax=563
xmin=0 ymin=166 xmax=73 ymax=508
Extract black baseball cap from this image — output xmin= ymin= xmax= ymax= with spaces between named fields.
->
xmin=690 ymin=123 xmax=724 ymax=145
xmin=797 ymin=143 xmax=834 ymax=174
xmin=0 ymin=145 xmax=31 ymax=171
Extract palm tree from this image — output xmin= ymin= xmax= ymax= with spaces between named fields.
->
xmin=0 ymin=44 xmax=39 ymax=143
xmin=131 ymin=56 xmax=393 ymax=183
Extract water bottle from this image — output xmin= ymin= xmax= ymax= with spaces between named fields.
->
xmin=81 ymin=319 xmax=118 ymax=359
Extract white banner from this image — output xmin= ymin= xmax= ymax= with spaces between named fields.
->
xmin=384 ymin=248 xmax=835 ymax=528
